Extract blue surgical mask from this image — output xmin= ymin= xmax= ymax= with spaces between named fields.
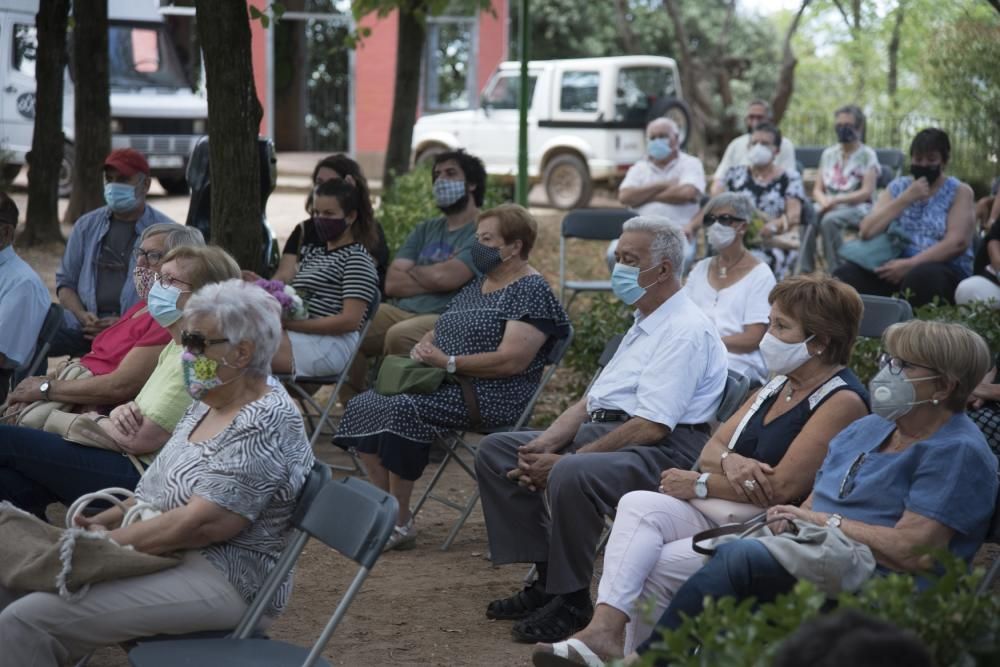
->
xmin=648 ymin=138 xmax=672 ymax=162
xmin=104 ymin=182 xmax=140 ymax=214
xmin=611 ymin=263 xmax=659 ymax=305
xmin=147 ymin=281 xmax=185 ymax=327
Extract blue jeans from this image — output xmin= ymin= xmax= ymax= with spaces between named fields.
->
xmin=636 ymin=539 xmax=798 ymax=655
xmin=0 ymin=424 xmax=141 ymax=519
xmin=48 ymin=323 xmax=92 ymax=360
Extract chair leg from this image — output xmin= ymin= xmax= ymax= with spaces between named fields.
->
xmin=440 ymin=489 xmax=479 ymax=551
xmin=411 ymin=437 xmax=457 ymax=517
xmin=978 ymin=555 xmax=1000 ymax=595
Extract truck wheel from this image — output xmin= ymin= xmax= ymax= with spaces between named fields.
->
xmin=58 ymin=143 xmax=74 ymax=198
xmin=648 ymin=97 xmax=692 ymax=149
xmin=1 ymin=164 xmax=21 ymax=183
xmin=543 ymin=153 xmax=593 ymax=210
xmin=414 ymin=144 xmax=447 ymax=167
xmin=158 ymin=176 xmax=190 ymax=196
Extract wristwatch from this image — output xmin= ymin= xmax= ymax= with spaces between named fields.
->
xmin=446 ymin=355 xmax=457 ymax=374
xmin=826 ymin=513 xmax=843 ymax=529
xmin=39 ymin=380 xmax=52 ymax=400
xmin=694 ymin=472 xmax=711 ymax=499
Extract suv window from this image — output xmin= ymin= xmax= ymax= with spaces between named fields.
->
xmin=483 ymin=73 xmax=537 ymax=110
xmin=615 ymin=66 xmax=677 ymax=121
xmin=559 ymin=71 xmax=599 ymax=113
xmin=12 ymin=24 xmax=36 ymax=77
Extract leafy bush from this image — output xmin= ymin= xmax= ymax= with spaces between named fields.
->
xmin=639 ymin=553 xmax=1000 ymax=667
xmin=849 ymin=297 xmax=1000 ymax=384
xmin=562 ymin=293 xmax=633 ymax=392
xmin=377 ymin=165 xmax=512 ymax=257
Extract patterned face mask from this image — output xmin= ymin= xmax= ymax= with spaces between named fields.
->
xmin=133 ymin=265 xmax=157 ymax=301
xmin=181 ymin=350 xmax=241 ymax=401
xmin=433 ymin=178 xmax=467 ymax=208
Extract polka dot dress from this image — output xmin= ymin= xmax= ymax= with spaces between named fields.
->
xmin=335 ymin=274 xmax=569 ymax=448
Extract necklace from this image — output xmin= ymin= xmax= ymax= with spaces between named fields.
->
xmin=717 ymin=250 xmax=747 ymax=279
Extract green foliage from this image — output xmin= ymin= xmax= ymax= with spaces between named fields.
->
xmin=849 ymin=297 xmax=1000 ymax=384
xmin=639 ymin=553 xmax=1000 ymax=667
xmin=561 ymin=294 xmax=633 ymax=393
xmin=248 ymin=3 xmax=284 ymax=29
xmin=376 ymin=164 xmax=511 ymax=257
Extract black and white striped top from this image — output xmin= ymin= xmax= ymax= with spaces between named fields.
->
xmin=135 ymin=385 xmax=314 ymax=618
xmin=291 ymin=242 xmax=378 ymax=327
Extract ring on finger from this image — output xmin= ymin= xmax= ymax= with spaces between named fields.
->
xmin=743 ymin=479 xmax=757 ymax=490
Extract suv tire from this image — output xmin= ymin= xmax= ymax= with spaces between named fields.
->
xmin=543 ymin=153 xmax=592 ymax=210
xmin=648 ymin=97 xmax=692 ymax=149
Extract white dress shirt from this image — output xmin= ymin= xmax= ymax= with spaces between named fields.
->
xmin=586 ymin=290 xmax=728 ymax=429
xmin=682 ymin=259 xmax=775 ymax=384
xmin=619 ymin=153 xmax=707 ymax=226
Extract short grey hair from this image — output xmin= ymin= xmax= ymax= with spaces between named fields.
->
xmin=621 ymin=216 xmax=685 ymax=279
xmin=646 ymin=117 xmax=680 ymax=139
xmin=183 ymin=279 xmax=282 ymax=379
xmin=141 ymin=223 xmax=205 ymax=251
xmin=834 ymin=104 xmax=865 ymax=129
xmin=704 ymin=192 xmax=755 ymax=222
xmin=748 ymin=99 xmax=772 ymax=118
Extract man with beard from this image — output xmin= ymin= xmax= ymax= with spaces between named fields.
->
xmin=713 ymin=99 xmax=797 ymax=183
xmin=345 ymin=149 xmax=485 ymax=395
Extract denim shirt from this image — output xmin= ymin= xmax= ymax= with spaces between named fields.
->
xmin=55 ymin=204 xmax=176 ymax=329
xmin=0 ymin=246 xmax=50 ymax=368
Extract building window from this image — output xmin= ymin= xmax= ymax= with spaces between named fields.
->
xmin=424 ymin=18 xmax=478 ymax=112
xmin=12 ymin=24 xmax=37 ymax=78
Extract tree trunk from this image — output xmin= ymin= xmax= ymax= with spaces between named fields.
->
xmin=771 ymin=0 xmax=813 ymax=125
xmin=661 ymin=0 xmax=714 ymax=152
xmin=382 ymin=2 xmax=427 ymax=190
xmin=23 ymin=0 xmax=69 ymax=246
xmin=64 ymin=0 xmax=110 ymax=225
xmin=194 ymin=0 xmax=263 ymax=272
xmin=275 ymin=0 xmax=308 ymax=150
xmin=887 ymin=2 xmax=904 ymax=103
xmin=611 ymin=0 xmax=637 ymax=54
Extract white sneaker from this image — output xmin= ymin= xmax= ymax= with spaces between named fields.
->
xmin=384 ymin=516 xmax=418 ymax=551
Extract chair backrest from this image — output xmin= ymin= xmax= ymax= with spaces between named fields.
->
xmin=506 ymin=325 xmax=575 ymax=431
xmin=716 ymin=370 xmax=751 ymax=423
xmin=16 ymin=303 xmax=63 ymax=384
xmin=598 ymin=334 xmax=624 ymax=369
xmin=298 ymin=477 xmax=398 ymax=570
xmin=875 ymin=148 xmax=905 ymax=174
xmin=561 ymin=208 xmax=636 ymax=241
xmin=859 ymin=294 xmax=913 ymax=338
xmin=794 ymin=146 xmax=825 ymax=171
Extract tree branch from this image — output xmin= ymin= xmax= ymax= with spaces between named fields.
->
xmin=612 ymin=0 xmax=637 ymax=54
xmin=770 ymin=0 xmax=814 ymax=124
xmin=661 ymin=0 xmax=713 ymax=117
xmin=829 ymin=0 xmax=851 ymax=29
xmin=987 ymin=0 xmax=1000 ymax=13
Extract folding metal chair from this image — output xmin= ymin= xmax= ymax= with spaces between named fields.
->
xmin=412 ymin=325 xmax=575 ymax=550
xmin=858 ymin=294 xmax=913 ymax=339
xmin=279 ymin=293 xmax=381 ymax=475
xmin=9 ymin=302 xmax=63 ymax=391
xmin=128 ymin=473 xmax=397 ymax=667
xmin=715 ymin=369 xmax=752 ymax=424
xmin=559 ymin=208 xmax=636 ymax=306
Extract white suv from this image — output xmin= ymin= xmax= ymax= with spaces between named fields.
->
xmin=412 ymin=55 xmax=690 ymax=209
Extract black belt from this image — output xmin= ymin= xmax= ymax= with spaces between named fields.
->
xmin=676 ymin=422 xmax=711 ymax=435
xmin=589 ymin=409 xmax=630 ymax=423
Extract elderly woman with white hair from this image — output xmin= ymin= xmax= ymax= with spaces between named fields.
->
xmin=0 ymin=279 xmax=314 ymax=664
xmin=477 ymin=217 xmax=728 ymax=646
xmin=682 ymin=192 xmax=775 ymax=385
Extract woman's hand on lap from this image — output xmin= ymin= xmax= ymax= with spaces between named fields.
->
xmin=659 ymin=468 xmax=699 ymax=500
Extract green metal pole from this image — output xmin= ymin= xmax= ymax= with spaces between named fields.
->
xmin=516 ymin=0 xmax=530 ymax=206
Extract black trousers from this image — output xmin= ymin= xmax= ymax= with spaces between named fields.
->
xmin=833 ymin=260 xmax=962 ymax=308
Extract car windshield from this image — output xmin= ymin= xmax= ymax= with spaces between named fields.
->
xmin=483 ymin=72 xmax=537 ymax=110
xmin=615 ymin=66 xmax=677 ymax=120
xmin=105 ymin=23 xmax=190 ymax=90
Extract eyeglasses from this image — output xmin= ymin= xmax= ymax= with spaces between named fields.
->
xmin=838 ymin=452 xmax=866 ymax=499
xmin=133 ymin=247 xmax=165 ymax=264
xmin=704 ymin=214 xmax=747 ymax=227
xmin=877 ymin=352 xmax=936 ymax=376
xmin=156 ymin=273 xmax=193 ymax=291
xmin=181 ymin=330 xmax=230 ymax=355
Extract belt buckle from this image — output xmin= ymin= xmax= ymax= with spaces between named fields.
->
xmin=591 ymin=409 xmax=606 ymax=422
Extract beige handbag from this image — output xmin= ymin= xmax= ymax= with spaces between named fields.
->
xmin=2 ymin=361 xmax=94 ymax=429
xmin=40 ymin=410 xmax=146 ymax=475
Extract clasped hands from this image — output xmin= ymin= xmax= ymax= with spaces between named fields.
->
xmin=656 ymin=452 xmax=776 ymax=507
xmin=506 ymin=439 xmax=561 ymax=492
xmin=410 ymin=341 xmax=447 ymax=368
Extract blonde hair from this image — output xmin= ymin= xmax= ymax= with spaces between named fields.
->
xmin=883 ymin=320 xmax=992 ymax=412
xmin=162 ymin=245 xmax=241 ymax=291
xmin=478 ymin=204 xmax=538 ymax=259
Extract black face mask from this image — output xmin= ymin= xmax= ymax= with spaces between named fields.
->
xmin=910 ymin=164 xmax=941 ymax=184
xmin=835 ymin=124 xmax=858 ymax=144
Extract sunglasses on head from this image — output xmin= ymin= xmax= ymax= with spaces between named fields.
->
xmin=181 ymin=330 xmax=229 ymax=355
xmin=704 ymin=214 xmax=747 ymax=226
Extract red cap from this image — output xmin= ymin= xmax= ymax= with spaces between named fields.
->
xmin=103 ymin=148 xmax=150 ymax=177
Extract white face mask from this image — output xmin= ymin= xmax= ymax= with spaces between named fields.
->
xmin=707 ymin=223 xmax=738 ymax=251
xmin=748 ymin=143 xmax=773 ymax=167
xmin=759 ymin=332 xmax=814 ymax=376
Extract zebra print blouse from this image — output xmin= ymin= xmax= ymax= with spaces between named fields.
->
xmin=135 ymin=384 xmax=314 ymax=618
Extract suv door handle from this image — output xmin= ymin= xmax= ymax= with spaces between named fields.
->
xmin=3 ymin=86 xmax=16 ymax=94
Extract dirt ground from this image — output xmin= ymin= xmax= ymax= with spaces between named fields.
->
xmin=8 ymin=187 xmax=998 ymax=666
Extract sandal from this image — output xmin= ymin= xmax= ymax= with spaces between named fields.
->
xmin=512 ymin=596 xmax=594 ymax=644
xmin=532 ymin=638 xmax=607 ymax=667
xmin=486 ymin=581 xmax=553 ymax=620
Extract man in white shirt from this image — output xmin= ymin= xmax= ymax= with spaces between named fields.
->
xmin=476 ymin=218 xmax=728 ymax=645
xmin=713 ymin=99 xmax=797 ymax=183
xmin=616 ymin=118 xmax=705 ymax=268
